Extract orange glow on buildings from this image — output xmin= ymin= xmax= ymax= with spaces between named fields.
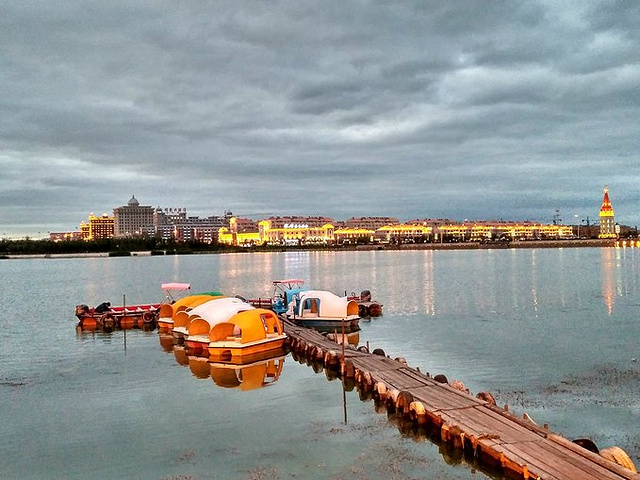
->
xmin=80 ymin=213 xmax=115 ymax=240
xmin=599 ymin=186 xmax=617 ymax=238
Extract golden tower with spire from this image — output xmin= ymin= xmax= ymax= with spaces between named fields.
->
xmin=598 ymin=185 xmax=616 ymax=238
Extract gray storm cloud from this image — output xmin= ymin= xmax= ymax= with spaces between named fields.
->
xmin=1 ymin=0 xmax=639 ymax=236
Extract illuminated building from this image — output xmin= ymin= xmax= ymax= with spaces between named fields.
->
xmin=80 ymin=222 xmax=90 ymax=239
xmin=436 ymin=224 xmax=470 ymax=242
xmin=49 ymin=231 xmax=82 ymax=242
xmin=470 ymin=224 xmax=494 ymax=241
xmin=538 ymin=224 xmax=574 ymax=238
xmin=407 ymin=218 xmax=457 ymax=228
xmin=114 ymin=195 xmax=154 ymax=237
xmin=430 ymin=222 xmax=574 ymax=242
xmin=598 ymin=186 xmax=617 ymax=238
xmin=373 ymin=224 xmax=432 ymax=243
xmin=492 ymin=222 xmax=573 ymax=240
xmin=213 ymin=216 xmax=337 ymax=246
xmin=80 ymin=213 xmax=115 ymax=240
xmin=259 ymin=219 xmax=334 ymax=245
xmin=344 ymin=216 xmax=398 ymax=230
xmin=266 ymin=216 xmax=335 ymax=228
xmin=334 ymin=228 xmax=374 ymax=244
xmin=218 ymin=217 xmax=261 ymax=246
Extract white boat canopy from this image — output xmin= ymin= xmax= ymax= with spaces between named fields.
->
xmin=189 ymin=297 xmax=254 ymax=323
xmin=161 ymin=282 xmax=191 ymax=291
xmin=294 ymin=290 xmax=359 ymax=318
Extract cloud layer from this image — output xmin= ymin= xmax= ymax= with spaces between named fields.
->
xmin=2 ymin=1 xmax=639 ymax=236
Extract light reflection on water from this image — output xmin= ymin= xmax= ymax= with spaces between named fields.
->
xmin=1 ymin=247 xmax=639 ymax=479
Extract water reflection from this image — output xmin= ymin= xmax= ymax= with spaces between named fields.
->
xmin=422 ymin=250 xmax=435 ymax=316
xmin=173 ymin=344 xmax=189 ymax=366
xmin=287 ymin=359 xmax=508 ymax=480
xmin=383 ymin=410 xmax=504 ymax=479
xmin=188 ymin=354 xmax=211 ymax=379
xmin=12 ymin=249 xmax=640 ymax=480
xmin=529 ymin=250 xmax=539 ymax=316
xmin=210 ymin=355 xmax=285 ymax=391
xmin=219 ymin=252 xmax=277 ymax=295
xmin=158 ymin=331 xmax=288 ymax=391
xmin=75 ymin=322 xmax=156 ymax=335
xmin=376 ymin=247 xmax=637 ymax=321
xmin=158 ymin=331 xmax=174 ymax=353
xmin=601 ymin=248 xmax=615 ymax=315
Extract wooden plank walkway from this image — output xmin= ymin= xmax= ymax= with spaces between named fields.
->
xmin=283 ymin=319 xmax=639 ymax=480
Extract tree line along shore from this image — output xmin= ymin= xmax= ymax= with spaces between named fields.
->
xmin=0 ymin=237 xmax=621 ymax=259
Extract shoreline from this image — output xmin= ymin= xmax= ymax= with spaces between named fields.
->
xmin=353 ymin=238 xmax=618 ymax=251
xmin=1 ymin=239 xmax=624 ymax=259
xmin=3 ymin=252 xmax=111 ymax=259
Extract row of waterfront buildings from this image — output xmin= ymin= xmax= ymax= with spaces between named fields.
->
xmin=50 ymin=196 xmax=234 ymax=243
xmin=50 ymin=188 xmax=623 ymax=246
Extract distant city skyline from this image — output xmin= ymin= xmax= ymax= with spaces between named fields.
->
xmin=3 ymin=187 xmax=622 ymax=241
xmin=2 ymin=2 xmax=639 ymax=237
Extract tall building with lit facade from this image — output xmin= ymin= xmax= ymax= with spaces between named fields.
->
xmin=599 ymin=186 xmax=616 ymax=238
xmin=80 ymin=213 xmax=115 ymax=240
xmin=114 ymin=195 xmax=154 ymax=237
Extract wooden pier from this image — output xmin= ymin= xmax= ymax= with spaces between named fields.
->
xmin=283 ymin=319 xmax=639 ymax=480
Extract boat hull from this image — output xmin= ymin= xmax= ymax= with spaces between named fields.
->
xmin=75 ymin=304 xmax=160 ymax=328
xmin=185 ymin=338 xmax=208 ymax=355
xmin=172 ymin=327 xmax=188 ymax=340
xmin=78 ymin=316 xmax=99 ymax=329
xmin=290 ymin=317 xmax=360 ymax=334
xmin=157 ymin=318 xmax=174 ymax=330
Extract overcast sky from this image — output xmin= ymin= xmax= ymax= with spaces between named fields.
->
xmin=2 ymin=1 xmax=639 ymax=237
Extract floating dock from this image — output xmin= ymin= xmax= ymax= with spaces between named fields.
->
xmin=283 ymin=319 xmax=639 ymax=480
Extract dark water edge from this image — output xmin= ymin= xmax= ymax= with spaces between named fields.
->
xmin=0 ymin=237 xmax=619 ymax=260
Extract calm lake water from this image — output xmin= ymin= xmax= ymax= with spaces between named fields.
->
xmin=1 ymin=247 xmax=639 ymax=479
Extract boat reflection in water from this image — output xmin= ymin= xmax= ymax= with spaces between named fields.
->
xmin=76 ymin=322 xmax=156 ymax=335
xmin=172 ymin=344 xmax=190 ymax=367
xmin=158 ymin=331 xmax=175 ymax=353
xmin=188 ymin=354 xmax=211 ymax=380
xmin=159 ymin=330 xmax=288 ymax=390
xmin=210 ymin=352 xmax=286 ymax=391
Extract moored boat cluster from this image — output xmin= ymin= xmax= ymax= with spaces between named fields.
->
xmin=75 ymin=280 xmax=382 ymax=366
xmin=74 ymin=280 xmax=637 ymax=477
xmin=158 ymin=293 xmax=287 ymax=363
